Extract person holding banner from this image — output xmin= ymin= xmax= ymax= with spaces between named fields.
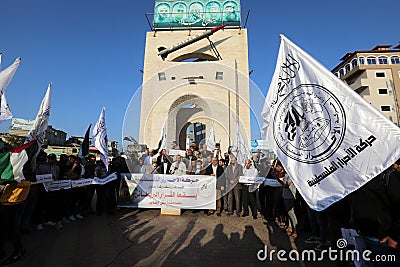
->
xmin=351 ymin=159 xmax=400 ymax=252
xmin=94 ymin=160 xmax=108 ymax=216
xmin=184 ymin=149 xmax=197 ymax=168
xmin=269 ymin=160 xmax=286 ymax=229
xmin=193 ymin=160 xmax=206 ymax=175
xmin=241 ymin=159 xmax=258 ymax=220
xmin=61 ymin=155 xmax=82 ymax=222
xmin=82 ymin=154 xmax=96 ymax=215
xmin=276 ymin=162 xmax=298 ymax=238
xmin=219 ymin=158 xmax=229 ymax=213
xmin=21 ymin=151 xmax=48 ymax=232
xmin=158 ymin=155 xmax=172 ymax=175
xmin=146 ymin=158 xmax=159 ymax=174
xmin=43 ymin=153 xmax=63 ymax=229
xmin=170 ymin=155 xmax=186 ymax=176
xmin=205 ymin=157 xmax=224 ymax=216
xmin=225 ymin=156 xmax=243 ymax=217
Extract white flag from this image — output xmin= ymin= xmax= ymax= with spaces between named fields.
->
xmin=0 ymin=57 xmax=21 ymax=122
xmin=231 ymin=122 xmax=252 ymax=167
xmin=155 ymin=123 xmax=166 ymax=154
xmin=93 ymin=106 xmax=108 ymax=171
xmin=206 ymin=121 xmax=216 ymax=151
xmin=0 ymin=94 xmax=13 ymax=122
xmin=25 ymin=82 xmax=52 ymax=150
xmin=0 ymin=57 xmax=20 ymax=95
xmin=261 ymin=35 xmax=400 ymax=211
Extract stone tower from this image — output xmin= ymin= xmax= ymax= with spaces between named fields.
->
xmin=139 ymin=0 xmax=251 ymax=152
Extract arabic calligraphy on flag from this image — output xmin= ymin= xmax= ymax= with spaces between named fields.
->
xmin=93 ymin=106 xmax=108 ymax=170
xmin=261 ymin=35 xmax=400 ymax=211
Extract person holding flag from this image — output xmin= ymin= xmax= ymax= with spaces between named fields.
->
xmin=92 ymin=107 xmax=108 ymax=171
xmin=92 ymin=107 xmax=115 ymax=215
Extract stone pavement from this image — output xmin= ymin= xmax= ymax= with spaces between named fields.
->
xmin=8 ymin=209 xmax=343 ymax=267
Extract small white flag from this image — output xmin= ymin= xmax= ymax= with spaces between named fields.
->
xmin=206 ymin=121 xmax=216 ymax=151
xmin=25 ymin=82 xmax=52 ymax=152
xmin=0 ymin=57 xmax=20 ymax=95
xmin=261 ymin=35 xmax=400 ymax=211
xmin=155 ymin=123 xmax=166 ymax=154
xmin=93 ymin=106 xmax=108 ymax=171
xmin=231 ymin=122 xmax=252 ymax=167
xmin=0 ymin=57 xmax=21 ymax=122
xmin=0 ymin=94 xmax=13 ymax=122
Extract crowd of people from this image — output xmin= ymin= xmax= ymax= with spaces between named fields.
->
xmin=0 ymin=151 xmax=128 ymax=265
xmin=1 ymin=139 xmax=399 ymax=265
xmin=126 ymin=141 xmax=400 ymax=261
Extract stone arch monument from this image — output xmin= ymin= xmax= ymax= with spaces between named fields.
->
xmin=139 ymin=0 xmax=250 ymax=152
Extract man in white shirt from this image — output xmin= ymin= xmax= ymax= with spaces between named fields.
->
xmin=241 ymin=159 xmax=258 ymax=219
xmin=170 ymin=155 xmax=186 ymax=176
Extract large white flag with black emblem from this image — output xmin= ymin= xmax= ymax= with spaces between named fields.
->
xmin=261 ymin=35 xmax=400 ymax=211
xmin=93 ymin=106 xmax=109 ymax=171
xmin=25 ymin=82 xmax=52 ymax=153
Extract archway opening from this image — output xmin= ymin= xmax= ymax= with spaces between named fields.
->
xmin=178 ymin=121 xmax=206 ymax=151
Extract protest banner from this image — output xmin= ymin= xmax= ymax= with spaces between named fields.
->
xmin=118 ymin=173 xmax=216 ymax=209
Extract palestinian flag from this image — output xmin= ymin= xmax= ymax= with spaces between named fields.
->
xmin=0 ymin=140 xmax=38 ymax=182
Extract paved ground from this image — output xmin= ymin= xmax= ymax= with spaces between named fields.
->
xmin=5 ymin=209 xmax=344 ymax=267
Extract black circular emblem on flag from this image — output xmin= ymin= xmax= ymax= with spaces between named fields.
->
xmin=273 ymin=84 xmax=346 ymax=164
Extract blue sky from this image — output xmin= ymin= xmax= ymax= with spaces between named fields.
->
xmin=1 ymin=0 xmax=399 ymax=145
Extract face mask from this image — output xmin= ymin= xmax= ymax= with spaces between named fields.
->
xmin=153 ymin=163 xmax=157 ymax=167
xmin=196 ymin=165 xmax=201 ymax=170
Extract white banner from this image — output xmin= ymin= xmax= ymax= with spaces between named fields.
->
xmin=239 ymin=176 xmax=265 ymax=184
xmin=263 ymin=178 xmax=282 ymax=187
xmin=71 ymin=178 xmax=93 ymax=188
xmin=42 ymin=173 xmax=117 ymax=191
xmin=168 ymin=149 xmax=186 ymax=157
xmin=118 ymin=174 xmax=216 ymax=209
xmin=43 ymin=180 xmax=72 ymax=192
xmin=31 ymin=174 xmax=54 ymax=185
xmin=261 ymin=35 xmax=400 ymax=211
xmin=10 ymin=118 xmax=35 ymax=130
xmin=92 ymin=173 xmax=117 ymax=185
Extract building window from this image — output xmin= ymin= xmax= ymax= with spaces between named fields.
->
xmin=339 ymin=69 xmax=344 ymax=77
xmin=335 ymin=72 xmax=339 ymax=78
xmin=158 ymin=72 xmax=166 ymax=81
xmin=351 ymin=59 xmax=358 ymax=68
xmin=215 ymin=72 xmax=223 ymax=80
xmin=381 ymin=105 xmax=391 ymax=112
xmin=391 ymin=56 xmax=400 ymax=64
xmin=378 ymin=88 xmax=388 ymax=95
xmin=359 ymin=57 xmax=365 ymax=65
xmin=345 ymin=64 xmax=351 ymax=73
xmin=171 ymin=76 xmax=176 ymax=80
xmin=367 ymin=56 xmax=377 ymax=65
xmin=378 ymin=56 xmax=388 ymax=65
xmin=375 ymin=72 xmax=386 ymax=78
